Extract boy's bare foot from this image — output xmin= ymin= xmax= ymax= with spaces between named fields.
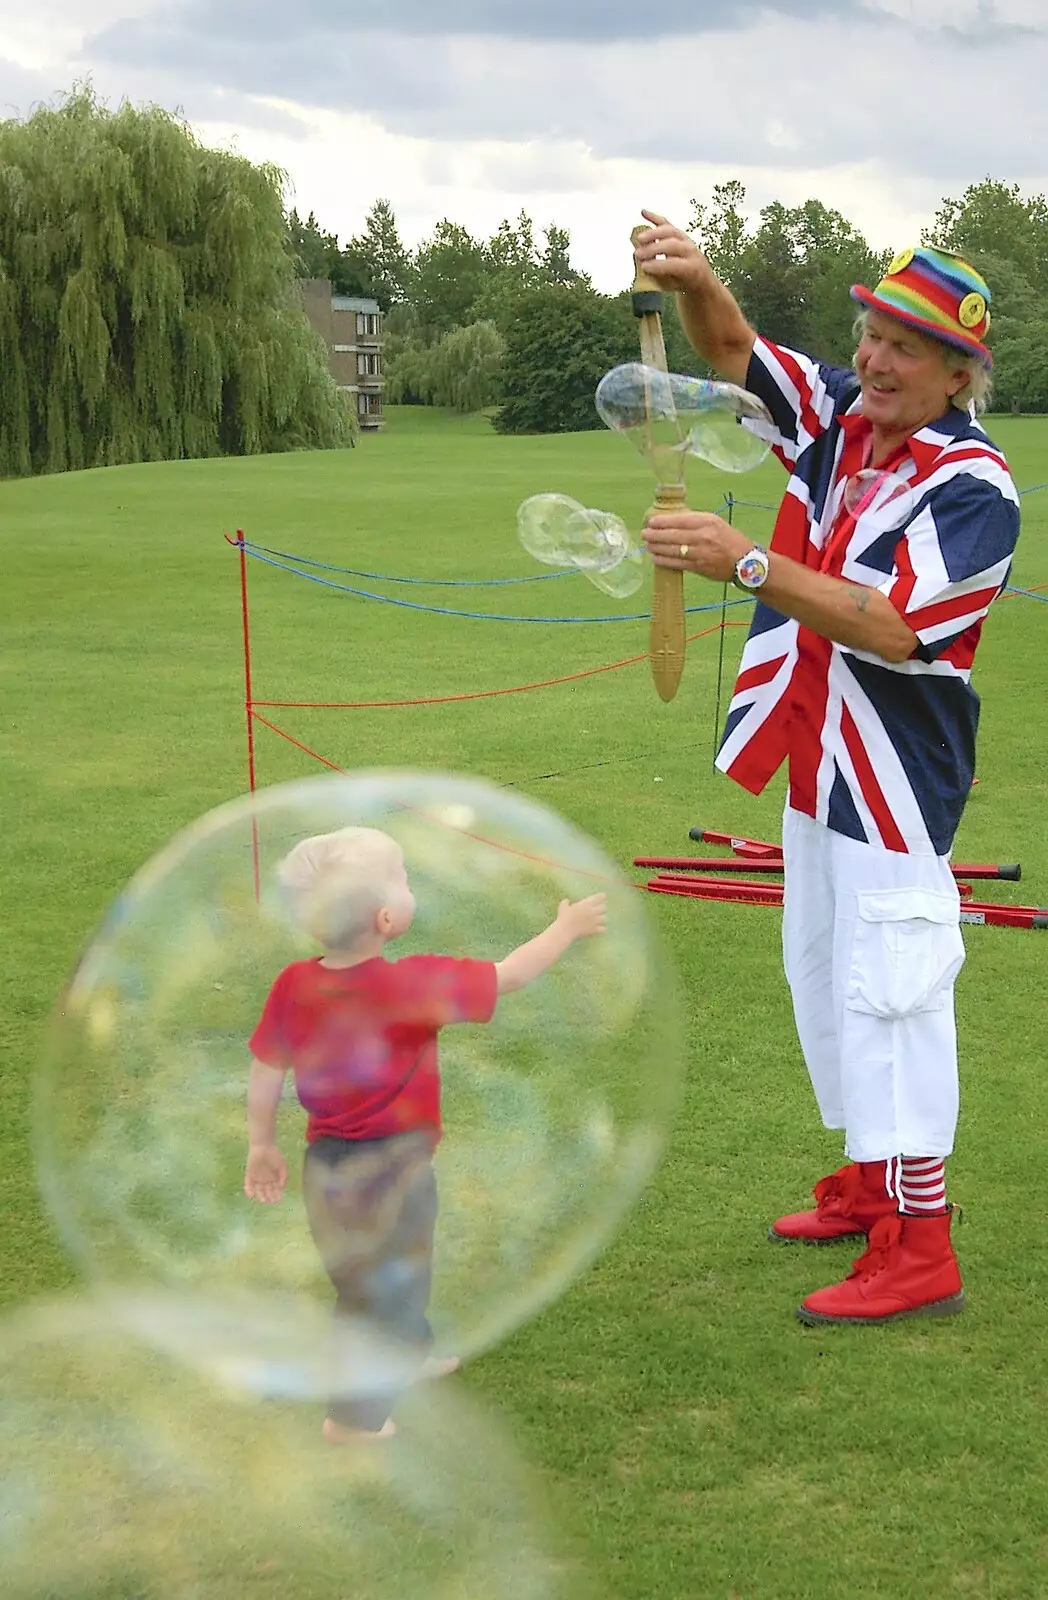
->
xmin=322 ymin=1416 xmax=397 ymax=1444
xmin=417 ymin=1355 xmax=461 ymax=1381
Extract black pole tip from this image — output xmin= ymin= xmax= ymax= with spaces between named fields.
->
xmin=632 ymin=291 xmax=663 ymax=318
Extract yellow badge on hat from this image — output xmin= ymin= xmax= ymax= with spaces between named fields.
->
xmin=887 ymin=248 xmax=915 ymax=275
xmin=958 ymin=292 xmax=987 ymax=329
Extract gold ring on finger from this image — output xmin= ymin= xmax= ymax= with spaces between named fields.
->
xmin=679 ymin=544 xmax=689 ymax=559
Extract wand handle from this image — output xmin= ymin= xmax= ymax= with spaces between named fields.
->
xmin=630 ymin=224 xmax=666 ymax=304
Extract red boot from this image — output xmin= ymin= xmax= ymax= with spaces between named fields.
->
xmin=769 ymin=1162 xmax=897 ymax=1245
xmin=796 ymin=1209 xmax=965 ymax=1326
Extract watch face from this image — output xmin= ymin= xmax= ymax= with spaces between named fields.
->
xmin=736 ymin=550 xmax=768 ymax=589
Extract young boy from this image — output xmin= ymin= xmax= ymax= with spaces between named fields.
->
xmin=244 ymin=825 xmax=606 ymax=1442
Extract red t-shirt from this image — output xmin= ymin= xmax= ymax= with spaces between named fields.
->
xmin=249 ymin=954 xmax=498 ymax=1144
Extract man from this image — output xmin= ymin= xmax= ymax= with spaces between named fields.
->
xmin=635 ymin=212 xmax=1020 ymax=1325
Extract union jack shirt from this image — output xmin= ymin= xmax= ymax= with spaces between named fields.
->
xmin=716 ymin=337 xmax=1021 ymax=855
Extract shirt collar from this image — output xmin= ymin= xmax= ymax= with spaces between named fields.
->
xmin=836 ymin=400 xmax=969 ymax=478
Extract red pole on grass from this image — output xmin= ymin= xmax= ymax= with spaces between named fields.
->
xmin=647 ymin=876 xmax=1044 ymax=927
xmin=639 ymin=855 xmax=1019 ymax=883
xmin=636 ymin=856 xmax=785 ymax=874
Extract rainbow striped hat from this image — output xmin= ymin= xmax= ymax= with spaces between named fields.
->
xmin=851 ymin=246 xmax=993 ymax=367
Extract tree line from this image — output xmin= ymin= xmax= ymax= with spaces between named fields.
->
xmin=294 ymin=175 xmax=1048 ymax=431
xmin=2 ymin=87 xmax=1048 ymax=481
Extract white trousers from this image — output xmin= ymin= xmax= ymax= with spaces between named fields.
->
xmin=781 ymin=807 xmax=965 ymax=1162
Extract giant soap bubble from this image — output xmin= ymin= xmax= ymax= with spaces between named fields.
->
xmin=0 ymin=1294 xmax=575 ymax=1599
xmin=37 ymin=772 xmax=681 ymax=1393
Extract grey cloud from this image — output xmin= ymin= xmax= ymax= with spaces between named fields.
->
xmin=941 ymin=21 xmax=1045 ymax=45
xmin=89 ymin=21 xmax=453 ymax=119
xmin=73 ymin=2 xmax=1048 ymax=205
xmin=83 ymin=0 xmax=1047 ymax=161
xmin=91 ymin=0 xmax=862 ymax=52
xmin=940 ymin=0 xmax=1046 ymax=44
xmin=90 ymin=20 xmax=1048 ymax=190
xmin=0 ymin=50 xmax=310 ymax=142
xmin=144 ymin=80 xmax=315 ymax=141
xmin=0 ymin=59 xmax=72 ymax=122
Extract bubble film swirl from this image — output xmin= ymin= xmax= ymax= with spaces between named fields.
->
xmin=595 ymin=363 xmax=775 ymax=477
xmin=37 ymin=772 xmax=681 ymax=1393
xmin=517 ymin=494 xmax=646 ymax=597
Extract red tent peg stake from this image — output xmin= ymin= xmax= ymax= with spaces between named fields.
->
xmin=639 ymin=854 xmax=1006 ymax=887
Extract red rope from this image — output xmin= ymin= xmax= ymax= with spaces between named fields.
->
xmin=1003 ymin=580 xmax=1048 ymax=600
xmin=249 ymin=713 xmax=348 ymax=773
xmin=250 ymin=709 xmax=647 ymax=887
xmin=243 ymin=594 xmax=751 ymax=891
xmin=251 ymin=621 xmax=750 ymax=710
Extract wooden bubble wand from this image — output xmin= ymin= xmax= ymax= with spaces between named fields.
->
xmin=630 ymin=224 xmax=688 ymax=703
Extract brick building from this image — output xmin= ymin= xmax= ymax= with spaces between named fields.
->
xmin=299 ymin=279 xmax=386 ymax=431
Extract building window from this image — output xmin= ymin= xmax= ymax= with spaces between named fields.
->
xmin=357 ymin=353 xmax=381 ymax=377
xmin=356 ymin=313 xmax=366 ymax=336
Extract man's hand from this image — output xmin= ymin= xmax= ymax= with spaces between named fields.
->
xmin=244 ymin=1145 xmax=288 ymax=1205
xmin=555 ymin=893 xmax=608 ymax=941
xmin=643 ymin=512 xmax=750 ymax=582
xmin=634 ymin=211 xmax=713 ymax=296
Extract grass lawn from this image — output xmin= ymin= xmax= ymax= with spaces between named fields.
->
xmin=2 ymin=403 xmax=1048 ymax=1599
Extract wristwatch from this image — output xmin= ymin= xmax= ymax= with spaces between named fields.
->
xmin=732 ymin=545 xmax=770 ymax=591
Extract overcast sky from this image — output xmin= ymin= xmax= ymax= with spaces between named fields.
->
xmin=1 ymin=0 xmax=1046 ymax=290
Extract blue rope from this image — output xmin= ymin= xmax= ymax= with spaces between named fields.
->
xmin=241 ymin=545 xmax=754 ymax=624
xmin=241 ymin=539 xmax=573 ymax=587
xmin=237 ymin=477 xmax=1048 ymax=622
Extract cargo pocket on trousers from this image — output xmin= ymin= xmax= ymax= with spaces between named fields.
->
xmin=845 ymin=888 xmax=965 ymax=1021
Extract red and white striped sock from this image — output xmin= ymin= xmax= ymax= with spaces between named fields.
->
xmin=892 ymin=1156 xmax=948 ymax=1215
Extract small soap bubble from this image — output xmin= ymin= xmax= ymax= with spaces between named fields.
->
xmin=844 ymin=468 xmax=914 ymax=525
xmin=517 ymin=495 xmax=645 ymax=597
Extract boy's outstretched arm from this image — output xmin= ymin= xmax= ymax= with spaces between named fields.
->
xmin=495 ymin=894 xmax=607 ymax=995
xmin=245 ymin=1058 xmax=289 ymax=1204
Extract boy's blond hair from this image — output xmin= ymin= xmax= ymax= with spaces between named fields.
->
xmin=277 ymin=827 xmax=404 ymax=949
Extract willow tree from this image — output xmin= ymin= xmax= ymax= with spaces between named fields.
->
xmin=386 ymin=320 xmax=504 ymax=412
xmin=0 ymin=88 xmax=353 ymax=477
